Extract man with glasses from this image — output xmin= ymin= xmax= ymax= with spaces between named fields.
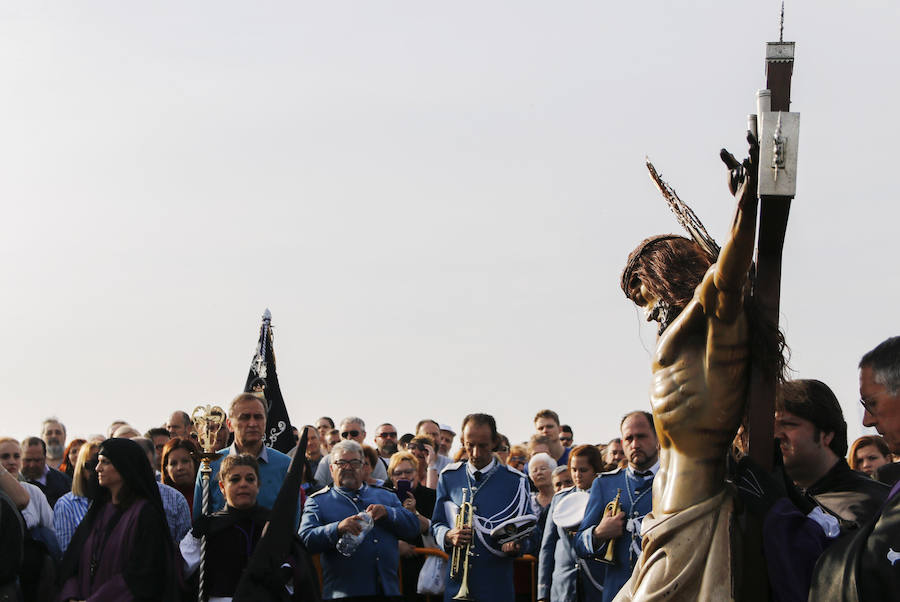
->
xmin=810 ymin=337 xmax=900 ymax=600
xmin=300 ymin=439 xmax=419 ymax=600
xmin=314 ymin=417 xmax=388 ymax=487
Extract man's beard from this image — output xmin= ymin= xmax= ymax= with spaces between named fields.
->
xmin=339 ymin=474 xmax=360 ymax=489
xmin=630 ymin=449 xmax=657 ymax=471
xmin=379 ymin=442 xmax=398 ymax=456
xmin=47 ymin=443 xmax=65 ymax=459
xmin=648 ymin=300 xmax=681 ymax=335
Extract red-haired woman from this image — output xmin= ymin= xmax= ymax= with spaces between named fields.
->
xmin=58 ymin=438 xmax=86 ymax=479
xmin=849 ymin=435 xmax=892 ymax=477
xmin=160 ymin=437 xmax=201 ymax=517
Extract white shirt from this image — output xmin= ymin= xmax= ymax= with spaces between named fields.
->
xmin=466 ymin=458 xmax=497 ymax=481
xmin=20 ymin=481 xmax=54 ymax=532
xmin=626 ymin=459 xmax=660 ymax=480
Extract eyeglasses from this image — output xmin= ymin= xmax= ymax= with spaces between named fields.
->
xmin=860 ymin=389 xmax=889 ymax=416
xmin=510 ymin=455 xmax=526 ymax=463
xmin=860 ymin=397 xmax=876 ymax=415
xmin=408 ymin=443 xmax=426 ymax=452
xmin=341 ymin=430 xmax=361 ymax=439
xmin=496 ymin=446 xmax=510 ymax=452
xmin=392 ymin=468 xmax=416 ymax=477
xmin=559 ymin=436 xmax=573 ymax=443
xmin=333 ymin=459 xmax=363 ymax=469
xmin=377 ymin=431 xmax=397 ymax=438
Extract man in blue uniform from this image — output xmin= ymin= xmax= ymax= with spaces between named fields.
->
xmin=432 ymin=413 xmax=538 ymax=602
xmin=300 ymin=439 xmax=420 ymax=600
xmin=575 ymin=411 xmax=659 ymax=602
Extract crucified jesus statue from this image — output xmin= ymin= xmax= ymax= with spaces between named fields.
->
xmin=614 ymin=133 xmax=782 ymax=601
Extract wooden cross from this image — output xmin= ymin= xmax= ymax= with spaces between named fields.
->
xmin=747 ymin=40 xmax=796 ymax=471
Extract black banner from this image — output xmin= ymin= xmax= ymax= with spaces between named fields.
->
xmin=244 ymin=309 xmax=295 ymax=454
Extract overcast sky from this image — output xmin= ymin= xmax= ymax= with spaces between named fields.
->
xmin=2 ymin=2 xmax=898 ymax=452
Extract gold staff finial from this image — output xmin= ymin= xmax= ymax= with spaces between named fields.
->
xmin=191 ymin=404 xmax=226 ymax=455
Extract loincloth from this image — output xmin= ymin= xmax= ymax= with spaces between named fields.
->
xmin=613 ymin=489 xmax=736 ymax=601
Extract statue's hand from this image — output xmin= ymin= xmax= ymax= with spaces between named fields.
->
xmin=720 ymin=131 xmax=759 ymax=206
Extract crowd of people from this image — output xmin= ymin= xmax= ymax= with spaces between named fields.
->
xmin=0 ymin=334 xmax=897 ymax=601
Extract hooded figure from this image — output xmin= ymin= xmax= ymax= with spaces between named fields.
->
xmin=58 ymin=438 xmax=176 ymax=601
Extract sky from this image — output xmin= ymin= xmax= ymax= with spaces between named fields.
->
xmin=2 ymin=2 xmax=899 ymax=453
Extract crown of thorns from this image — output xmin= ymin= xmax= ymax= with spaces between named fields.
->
xmin=620 ymin=160 xmax=721 ymax=295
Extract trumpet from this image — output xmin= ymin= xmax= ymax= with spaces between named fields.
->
xmin=450 ymin=488 xmax=476 ymax=601
xmin=596 ymin=488 xmax=622 ymax=565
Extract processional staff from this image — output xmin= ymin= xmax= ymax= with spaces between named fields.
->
xmin=191 ymin=404 xmax=226 ymax=602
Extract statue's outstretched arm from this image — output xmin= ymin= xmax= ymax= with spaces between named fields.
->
xmin=699 ymin=132 xmax=759 ymax=323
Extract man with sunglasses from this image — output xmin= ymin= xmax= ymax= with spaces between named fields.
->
xmin=374 ymin=423 xmax=399 ymax=466
xmin=300 ymin=439 xmax=419 ymax=600
xmin=559 ymin=425 xmax=574 ymax=448
xmin=314 ymin=417 xmax=388 ymax=487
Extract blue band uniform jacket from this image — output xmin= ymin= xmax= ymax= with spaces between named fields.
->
xmin=431 ymin=461 xmax=537 ymax=602
xmin=575 ymin=468 xmax=655 ymax=602
xmin=299 ymin=482 xmax=420 ymax=599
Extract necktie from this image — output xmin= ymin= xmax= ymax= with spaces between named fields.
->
xmin=474 ymin=471 xmax=483 ymax=482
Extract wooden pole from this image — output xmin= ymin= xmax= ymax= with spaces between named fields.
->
xmin=747 ymin=43 xmax=794 ymax=472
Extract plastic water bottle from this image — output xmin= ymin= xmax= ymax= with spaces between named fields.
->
xmin=336 ymin=511 xmax=374 ymax=557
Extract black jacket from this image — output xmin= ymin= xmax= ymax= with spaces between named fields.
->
xmin=29 ymin=467 xmax=72 ymax=508
xmin=806 ymin=460 xmax=889 ymax=530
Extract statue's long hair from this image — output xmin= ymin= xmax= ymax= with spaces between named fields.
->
xmin=621 ymin=235 xmax=788 ymax=383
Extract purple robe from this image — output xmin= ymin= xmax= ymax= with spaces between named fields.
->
xmin=58 ymin=499 xmax=169 ymax=601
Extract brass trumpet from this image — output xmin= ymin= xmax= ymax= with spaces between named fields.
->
xmin=450 ymin=488 xmax=476 ymax=601
xmin=596 ymin=488 xmax=622 ymax=565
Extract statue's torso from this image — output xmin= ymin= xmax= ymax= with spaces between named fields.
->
xmin=649 ymin=297 xmax=749 ymax=513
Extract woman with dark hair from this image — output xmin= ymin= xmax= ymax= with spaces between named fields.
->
xmin=161 ymin=437 xmax=201 ymax=516
xmin=58 ymin=438 xmax=86 ymax=478
xmin=58 ymin=438 xmax=175 ymax=601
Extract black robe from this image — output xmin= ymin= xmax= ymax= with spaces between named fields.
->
xmin=809 ymin=483 xmax=900 ymax=600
